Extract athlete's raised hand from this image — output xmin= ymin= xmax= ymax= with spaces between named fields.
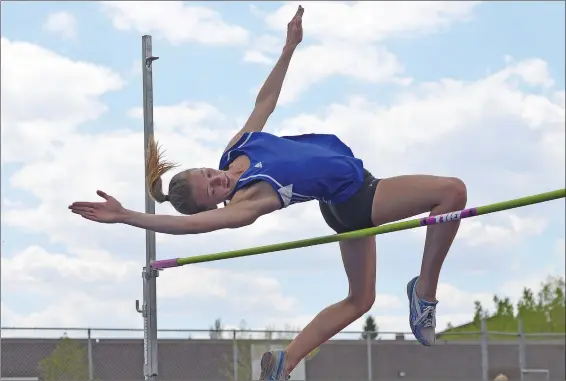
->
xmin=286 ymin=5 xmax=304 ymax=48
xmin=69 ymin=190 xmax=126 ymax=223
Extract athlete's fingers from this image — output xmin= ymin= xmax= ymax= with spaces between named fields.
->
xmin=81 ymin=214 xmax=99 ymax=222
xmin=72 ymin=210 xmax=101 ymax=221
xmin=69 ymin=202 xmax=97 ymax=208
xmin=97 ymin=190 xmax=110 ymax=200
xmin=70 ymin=206 xmax=95 ymax=213
xmin=71 ymin=210 xmax=99 ymax=221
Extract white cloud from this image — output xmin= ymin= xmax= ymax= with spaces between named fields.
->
xmin=2 ymin=197 xmax=24 ymax=208
xmin=2 ymin=246 xmax=136 ymax=287
xmin=243 ymin=34 xmax=283 ymax=65
xmin=1 ymin=245 xmax=298 ymax=328
xmin=245 ymin=39 xmax=411 ymax=105
xmin=129 ymin=58 xmax=142 ymax=76
xmin=100 ymin=1 xmax=249 ymax=45
xmin=243 ymin=51 xmax=273 ymax=65
xmin=3 ymin=131 xmax=146 ymax=249
xmin=1 ymin=246 xmax=140 ymax=328
xmin=263 ymin=2 xmax=480 ymax=45
xmin=436 ymin=283 xmax=493 ymax=313
xmin=243 ymin=1 xmax=480 ymax=102
xmin=43 ymin=11 xmax=77 ymax=40
xmin=499 ymin=56 xmax=555 ymax=90
xmin=0 ymin=37 xmax=124 ymax=164
xmin=415 ymin=212 xmax=548 ymax=248
xmin=2 ymin=292 xmax=138 ymax=328
xmin=127 ymin=101 xmax=230 ymax=138
xmin=276 ymin=43 xmax=411 ymax=104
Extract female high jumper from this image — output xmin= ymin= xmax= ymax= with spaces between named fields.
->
xmin=69 ymin=5 xmax=467 ymax=380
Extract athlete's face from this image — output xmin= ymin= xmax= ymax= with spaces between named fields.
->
xmin=187 ymin=167 xmax=233 ymax=208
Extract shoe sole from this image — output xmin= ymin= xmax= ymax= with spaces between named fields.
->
xmin=406 ymin=277 xmax=417 ymax=337
xmin=407 ymin=276 xmax=434 ymax=347
xmin=260 ymin=351 xmax=275 ymax=380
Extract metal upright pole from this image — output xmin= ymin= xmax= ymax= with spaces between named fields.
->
xmin=518 ymin=317 xmax=526 ymax=378
xmin=87 ymin=328 xmax=94 ymax=380
xmin=0 ymin=327 xmax=2 ymax=381
xmin=480 ymin=318 xmax=489 ymax=381
xmin=232 ymin=330 xmax=238 ymax=381
xmin=366 ymin=334 xmax=373 ymax=381
xmin=136 ymin=34 xmax=160 ymax=381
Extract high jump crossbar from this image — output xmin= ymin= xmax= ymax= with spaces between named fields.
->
xmin=153 ymin=188 xmax=565 ymax=269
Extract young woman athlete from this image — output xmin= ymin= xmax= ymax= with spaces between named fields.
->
xmin=69 ymin=6 xmax=467 ymax=380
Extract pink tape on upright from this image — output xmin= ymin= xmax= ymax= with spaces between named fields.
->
xmin=152 ymin=258 xmax=179 ymax=269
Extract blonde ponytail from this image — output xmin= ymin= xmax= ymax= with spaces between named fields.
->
xmin=146 ymin=136 xmax=178 ymax=203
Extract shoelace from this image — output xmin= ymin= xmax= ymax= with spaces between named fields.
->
xmin=415 ymin=305 xmax=436 ymax=328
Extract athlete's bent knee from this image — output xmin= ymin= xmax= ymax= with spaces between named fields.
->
xmin=347 ymin=290 xmax=375 ymax=317
xmin=444 ymin=177 xmax=467 ymax=208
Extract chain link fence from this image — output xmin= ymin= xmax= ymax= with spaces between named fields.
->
xmin=1 ymin=323 xmax=564 ymax=381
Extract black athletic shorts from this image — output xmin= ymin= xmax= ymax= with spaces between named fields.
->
xmin=319 ymin=169 xmax=381 ymax=234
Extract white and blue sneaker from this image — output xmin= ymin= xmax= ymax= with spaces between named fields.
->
xmin=407 ymin=276 xmax=438 ymax=346
xmin=259 ymin=349 xmax=290 ymax=380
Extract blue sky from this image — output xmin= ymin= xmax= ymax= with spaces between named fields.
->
xmin=1 ymin=1 xmax=564 ymax=340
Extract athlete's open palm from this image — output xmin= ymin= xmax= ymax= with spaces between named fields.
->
xmin=286 ymin=5 xmax=304 ymax=47
xmin=69 ymin=190 xmax=125 ymax=223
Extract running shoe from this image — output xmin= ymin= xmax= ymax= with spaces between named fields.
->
xmin=407 ymin=276 xmax=438 ymax=346
xmin=259 ymin=349 xmax=290 ymax=380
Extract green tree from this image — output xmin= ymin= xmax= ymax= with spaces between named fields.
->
xmin=520 ymin=275 xmax=566 ymax=334
xmin=517 ymin=287 xmax=536 ymax=315
xmin=441 ymin=276 xmax=565 ymax=340
xmin=547 ymin=276 xmax=566 ymax=331
xmin=361 ymin=314 xmax=378 ymax=340
xmin=209 ymin=318 xmax=224 ymax=340
xmin=38 ymin=334 xmax=89 ymax=381
xmin=492 ymin=295 xmax=514 ymax=318
xmin=472 ymin=300 xmax=489 ymax=325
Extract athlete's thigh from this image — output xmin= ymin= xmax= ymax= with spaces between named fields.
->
xmin=339 ymin=236 xmax=376 ymax=297
xmin=370 ymin=174 xmax=465 ymax=226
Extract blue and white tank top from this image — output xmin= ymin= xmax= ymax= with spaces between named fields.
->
xmin=218 ymin=132 xmax=365 ymax=208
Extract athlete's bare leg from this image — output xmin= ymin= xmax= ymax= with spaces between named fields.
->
xmin=370 ymin=175 xmax=467 ymax=345
xmin=370 ymin=175 xmax=467 ymax=301
xmin=285 ymin=237 xmax=376 ymax=375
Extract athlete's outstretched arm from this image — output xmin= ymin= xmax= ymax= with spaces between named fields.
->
xmin=119 ymin=205 xmax=259 ymax=234
xmin=69 ymin=190 xmax=277 ymax=235
xmin=224 ymin=5 xmax=304 ymax=152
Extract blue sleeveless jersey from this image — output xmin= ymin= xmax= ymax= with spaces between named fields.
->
xmin=218 ymin=132 xmax=365 ymax=208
